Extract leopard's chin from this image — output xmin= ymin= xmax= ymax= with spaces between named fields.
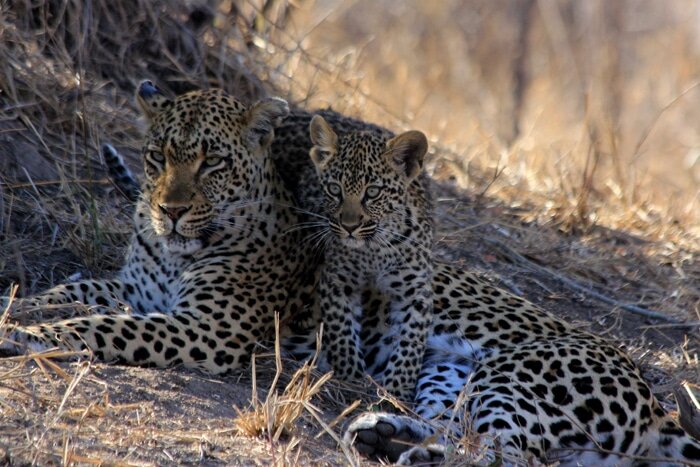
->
xmin=162 ymin=234 xmax=203 ymax=255
xmin=341 ymin=237 xmax=367 ymax=249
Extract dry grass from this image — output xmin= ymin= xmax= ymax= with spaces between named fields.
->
xmin=234 ymin=318 xmax=362 ymax=465
xmin=234 ymin=318 xmax=329 ymax=440
xmin=0 ymin=0 xmax=699 ymax=465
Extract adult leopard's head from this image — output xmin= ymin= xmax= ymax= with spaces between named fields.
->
xmin=135 ymin=80 xmax=288 ymax=255
xmin=309 ymin=115 xmax=428 ymax=248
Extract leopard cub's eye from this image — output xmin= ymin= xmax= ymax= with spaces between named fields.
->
xmin=204 ymin=156 xmax=223 ymax=167
xmin=327 ymin=182 xmax=342 ymax=196
xmin=365 ymin=185 xmax=382 ymax=199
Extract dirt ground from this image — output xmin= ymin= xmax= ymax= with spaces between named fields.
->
xmin=0 ymin=356 xmax=354 ymax=466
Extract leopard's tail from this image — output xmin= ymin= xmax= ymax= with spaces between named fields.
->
xmin=102 ymin=143 xmax=140 ymax=203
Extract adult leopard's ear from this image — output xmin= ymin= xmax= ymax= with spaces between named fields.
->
xmin=136 ymin=80 xmax=173 ymax=121
xmin=309 ymin=115 xmax=338 ymax=170
xmin=385 ymin=130 xmax=428 ymax=180
xmin=245 ymin=97 xmax=289 ymax=154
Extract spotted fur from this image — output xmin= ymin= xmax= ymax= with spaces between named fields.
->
xmin=3 ymin=85 xmax=699 ymax=466
xmin=2 ymin=81 xmax=316 ymax=372
xmin=307 ymin=115 xmax=433 ymax=401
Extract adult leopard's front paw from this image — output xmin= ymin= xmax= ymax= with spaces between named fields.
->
xmin=0 ymin=326 xmax=57 ymax=357
xmin=0 ymin=296 xmax=59 ymax=325
xmin=0 ymin=327 xmax=28 ymax=356
xmin=343 ymin=412 xmax=434 ymax=463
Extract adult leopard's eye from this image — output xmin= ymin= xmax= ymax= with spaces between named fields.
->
xmin=146 ymin=150 xmax=165 ymax=165
xmin=365 ymin=185 xmax=382 ymax=199
xmin=327 ymin=182 xmax=342 ymax=196
xmin=146 ymin=144 xmax=165 ymax=163
xmin=204 ymin=156 xmax=223 ymax=167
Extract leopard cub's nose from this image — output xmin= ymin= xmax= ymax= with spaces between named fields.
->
xmin=159 ymin=204 xmax=191 ymax=221
xmin=341 ymin=222 xmax=361 ymax=234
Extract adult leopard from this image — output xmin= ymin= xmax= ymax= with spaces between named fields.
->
xmin=2 ymin=81 xmax=318 ymax=371
xmin=2 ymin=83 xmax=699 ymax=465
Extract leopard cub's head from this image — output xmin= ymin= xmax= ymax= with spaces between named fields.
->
xmin=135 ymin=80 xmax=288 ymax=255
xmin=309 ymin=115 xmax=428 ymax=248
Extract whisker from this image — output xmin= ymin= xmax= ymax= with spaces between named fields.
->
xmin=209 ymin=221 xmax=258 ymax=234
xmin=310 ymin=229 xmax=333 ymax=255
xmin=301 ymin=228 xmax=328 ymax=247
xmin=374 ymin=230 xmax=406 ymax=260
xmin=376 ymin=227 xmax=432 ymax=254
xmin=274 ymin=202 xmax=330 ymax=222
xmin=283 ymin=221 xmax=328 ymax=236
xmin=385 ymin=208 xmax=422 ymax=227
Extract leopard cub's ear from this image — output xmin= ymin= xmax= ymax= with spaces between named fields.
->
xmin=136 ymin=80 xmax=173 ymax=121
xmin=309 ymin=115 xmax=338 ymax=170
xmin=245 ymin=97 xmax=290 ymax=154
xmin=385 ymin=130 xmax=428 ymax=180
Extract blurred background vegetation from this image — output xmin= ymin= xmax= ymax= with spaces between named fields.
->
xmin=277 ymin=0 xmax=700 ymax=240
xmin=4 ymin=1 xmax=700 ymax=235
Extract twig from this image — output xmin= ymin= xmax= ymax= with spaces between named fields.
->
xmin=631 ymin=81 xmax=700 ymax=162
xmin=4 ymin=179 xmax=111 ymax=189
xmin=484 ymin=238 xmax=682 ymax=323
xmin=474 ymin=156 xmax=504 ymax=209
xmin=641 ymin=322 xmax=700 ymax=330
xmin=675 ymin=382 xmax=700 ymax=440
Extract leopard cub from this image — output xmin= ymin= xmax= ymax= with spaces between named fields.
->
xmin=308 ymin=115 xmax=433 ymax=401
